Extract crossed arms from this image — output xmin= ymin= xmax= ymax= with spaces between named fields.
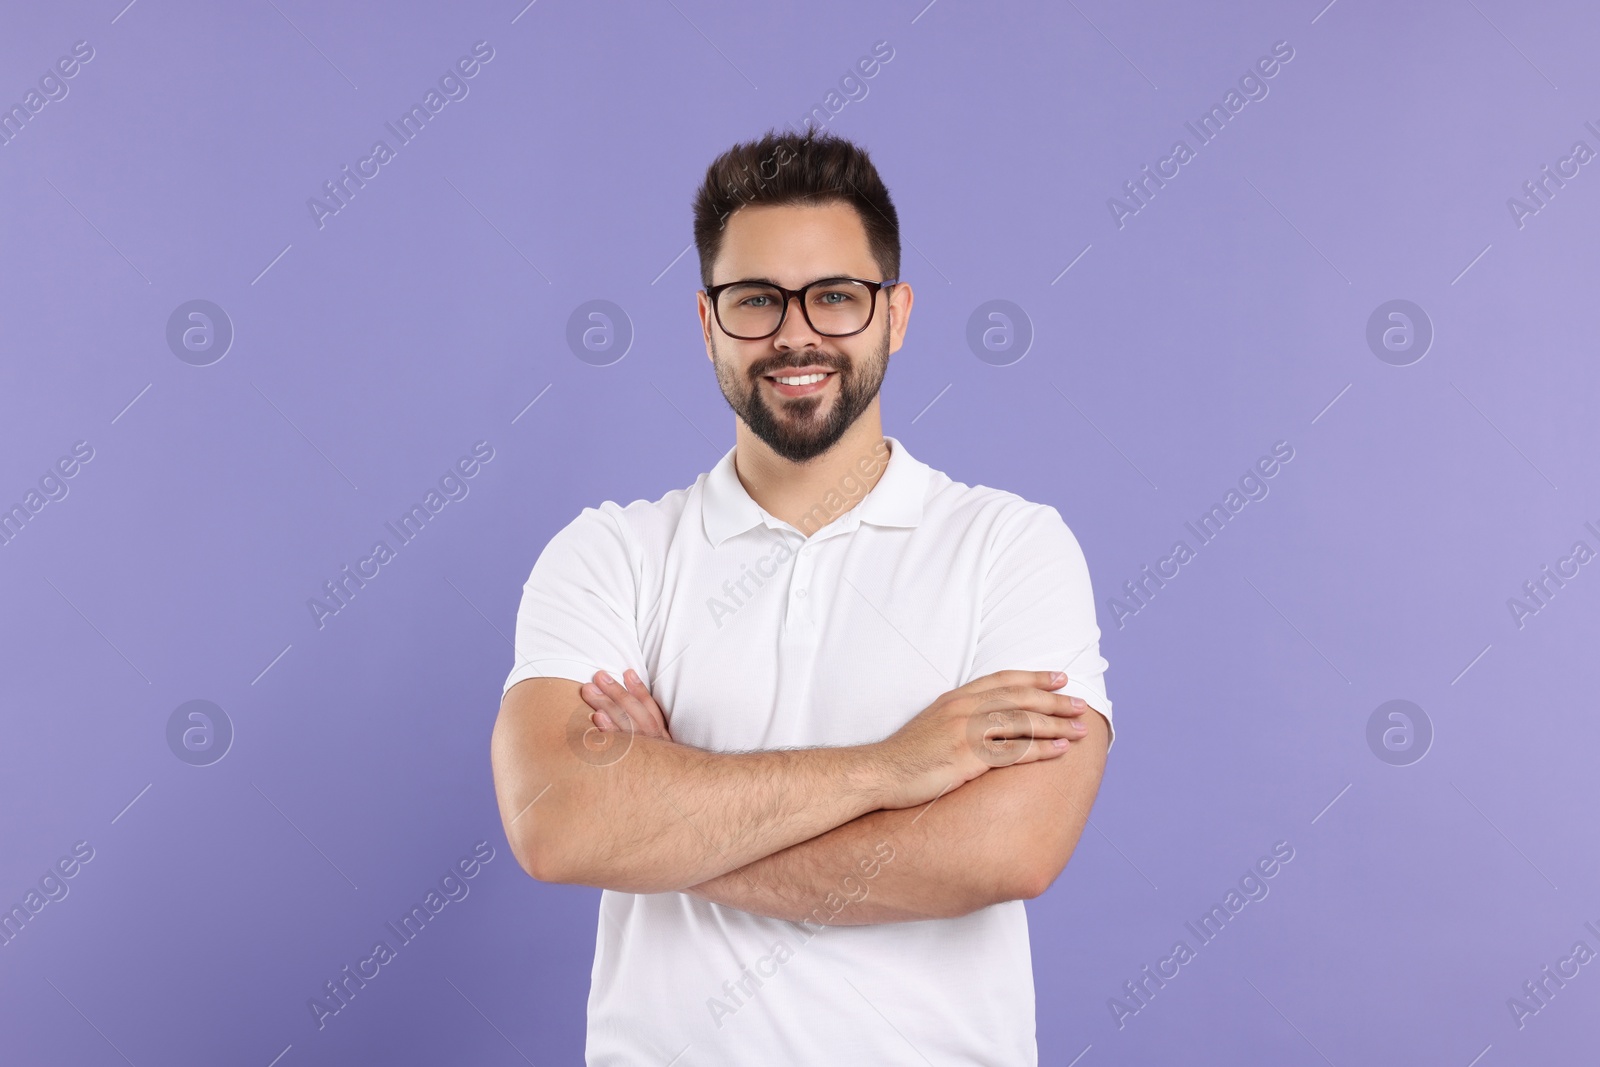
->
xmin=489 ymin=669 xmax=1110 ymax=925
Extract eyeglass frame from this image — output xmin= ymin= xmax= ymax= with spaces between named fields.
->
xmin=703 ymin=276 xmax=899 ymax=340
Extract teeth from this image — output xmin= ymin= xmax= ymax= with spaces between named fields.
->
xmin=772 ymin=372 xmax=829 ymax=386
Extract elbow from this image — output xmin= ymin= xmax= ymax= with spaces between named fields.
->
xmin=941 ymin=866 xmax=1047 ymax=919
xmin=527 ymin=854 xmax=574 ymax=886
xmin=506 ymin=820 xmax=576 ymax=885
xmin=512 ymin=827 xmax=682 ymax=893
xmin=521 ymin=842 xmax=581 ymax=886
xmin=506 ymin=827 xmax=545 ymax=881
xmin=509 ymin=822 xmax=642 ymax=890
xmin=516 ymin=845 xmax=559 ymax=885
xmin=1013 ymin=860 xmax=1061 ymax=902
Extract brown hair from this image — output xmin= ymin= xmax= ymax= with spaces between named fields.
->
xmin=691 ymin=127 xmax=901 ymax=287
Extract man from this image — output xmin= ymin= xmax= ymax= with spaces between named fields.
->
xmin=490 ymin=128 xmax=1114 ymax=1065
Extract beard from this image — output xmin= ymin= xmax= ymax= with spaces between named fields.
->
xmin=711 ymin=324 xmax=889 ymax=464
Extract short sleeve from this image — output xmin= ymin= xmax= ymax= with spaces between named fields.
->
xmin=966 ymin=503 xmax=1116 ymax=751
xmin=502 ymin=504 xmax=650 ymax=696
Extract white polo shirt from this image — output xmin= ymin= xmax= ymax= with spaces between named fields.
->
xmin=504 ymin=435 xmax=1113 ymax=1066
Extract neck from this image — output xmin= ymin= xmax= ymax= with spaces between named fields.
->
xmin=732 ymin=403 xmax=890 ymax=536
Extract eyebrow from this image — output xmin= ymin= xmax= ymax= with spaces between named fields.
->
xmin=719 ymin=275 xmax=861 ymax=288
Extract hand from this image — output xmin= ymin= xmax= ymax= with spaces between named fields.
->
xmin=580 ymin=669 xmax=673 ymax=742
xmin=873 ymin=670 xmax=1090 ymax=810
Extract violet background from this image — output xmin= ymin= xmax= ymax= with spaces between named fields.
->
xmin=2 ymin=1 xmax=1597 ymax=1063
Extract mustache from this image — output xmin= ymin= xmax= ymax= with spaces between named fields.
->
xmin=752 ymin=355 xmax=848 ymax=378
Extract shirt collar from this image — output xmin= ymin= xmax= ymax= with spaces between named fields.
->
xmin=702 ymin=435 xmax=928 ymax=548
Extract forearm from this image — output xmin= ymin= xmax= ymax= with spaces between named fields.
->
xmin=689 ymin=768 xmax=1034 ymax=924
xmin=519 ymin=733 xmax=887 ymax=894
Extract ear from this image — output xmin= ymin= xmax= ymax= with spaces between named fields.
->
xmin=886 ymin=281 xmax=914 ymax=356
xmin=697 ymin=291 xmax=715 ymax=361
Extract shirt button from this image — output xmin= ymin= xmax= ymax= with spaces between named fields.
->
xmin=797 ymin=588 xmax=807 ymax=598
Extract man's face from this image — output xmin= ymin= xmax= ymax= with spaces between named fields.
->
xmin=699 ymin=201 xmax=908 ymax=463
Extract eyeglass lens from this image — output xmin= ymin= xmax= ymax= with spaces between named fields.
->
xmin=716 ymin=281 xmax=875 ymax=338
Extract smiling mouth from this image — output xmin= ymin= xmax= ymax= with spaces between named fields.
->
xmin=762 ymin=370 xmax=837 ymax=398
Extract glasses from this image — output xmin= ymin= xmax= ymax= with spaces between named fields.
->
xmin=704 ymin=277 xmax=897 ymax=340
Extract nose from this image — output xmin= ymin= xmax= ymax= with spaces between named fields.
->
xmin=771 ymin=291 xmax=823 ymax=349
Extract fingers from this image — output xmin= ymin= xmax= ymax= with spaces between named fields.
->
xmin=973 ymin=709 xmax=1088 ymax=766
xmin=977 ymin=707 xmax=1088 ymax=744
xmin=1011 ymin=734 xmax=1080 ymax=764
xmin=578 ymin=682 xmax=625 ymax=731
xmin=619 ymin=669 xmax=669 ymax=730
xmin=955 ymin=670 xmax=1068 ymax=697
xmin=580 ymin=670 xmax=668 ymax=739
xmin=972 ymin=684 xmax=1088 ymax=720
